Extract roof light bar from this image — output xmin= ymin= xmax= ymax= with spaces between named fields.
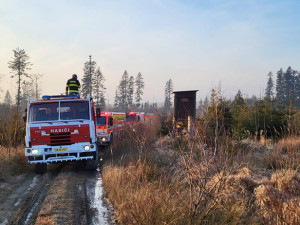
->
xmin=42 ymin=94 xmax=80 ymax=99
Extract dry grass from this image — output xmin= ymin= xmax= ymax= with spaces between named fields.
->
xmin=262 ymin=136 xmax=300 ymax=170
xmin=255 ymin=169 xmax=300 ymax=224
xmin=0 ymin=115 xmax=25 ymax=149
xmin=0 ymin=146 xmax=32 ymax=182
xmin=102 ymin=163 xmax=187 ymax=225
xmin=102 ymin=148 xmax=261 ymax=224
xmin=0 ymin=115 xmax=29 ymax=181
xmin=35 ymin=174 xmax=76 ymax=225
xmin=102 ymin=119 xmax=300 ymax=225
xmin=278 ymin=136 xmax=300 ymax=153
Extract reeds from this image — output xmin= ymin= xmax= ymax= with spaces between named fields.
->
xmin=102 ymin=115 xmax=300 ymax=224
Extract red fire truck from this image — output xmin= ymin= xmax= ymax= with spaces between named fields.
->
xmin=25 ymin=95 xmax=100 ymax=173
xmin=125 ymin=112 xmax=154 ymax=124
xmin=96 ymin=111 xmax=154 ymax=145
xmin=96 ymin=112 xmax=126 ymax=145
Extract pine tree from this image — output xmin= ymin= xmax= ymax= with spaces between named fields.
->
xmin=249 ymin=95 xmax=258 ymax=106
xmin=283 ymin=66 xmax=295 ymax=105
xmin=265 ymin=72 xmax=274 ymax=100
xmin=203 ymin=96 xmax=209 ymax=107
xmin=127 ymin=76 xmax=134 ymax=109
xmin=8 ymin=48 xmax=32 ymax=113
xmin=4 ymin=90 xmax=12 ymax=107
xmin=0 ymin=75 xmax=2 ymax=97
xmin=113 ymin=89 xmax=120 ymax=110
xmin=92 ymin=67 xmax=106 ymax=109
xmin=117 ymin=71 xmax=129 ymax=111
xmin=276 ymin=68 xmax=284 ymax=106
xmin=295 ymin=72 xmax=300 ymax=107
xmin=135 ymin=72 xmax=144 ymax=109
xmin=81 ymin=56 xmax=96 ymax=98
xmin=164 ymin=79 xmax=173 ymax=111
xmin=232 ymin=90 xmax=246 ymax=111
xmin=231 ymin=90 xmax=247 ymax=140
xmin=198 ymin=98 xmax=203 ymax=113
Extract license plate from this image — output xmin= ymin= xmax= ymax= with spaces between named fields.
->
xmin=54 ymin=148 xmax=68 ymax=152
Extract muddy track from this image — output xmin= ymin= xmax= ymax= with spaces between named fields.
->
xmin=0 ymin=162 xmax=114 ymax=225
xmin=5 ymin=164 xmax=64 ymax=225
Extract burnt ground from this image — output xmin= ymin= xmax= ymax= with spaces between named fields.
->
xmin=0 ymin=162 xmax=115 ymax=225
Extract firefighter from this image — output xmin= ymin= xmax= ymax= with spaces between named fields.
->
xmin=66 ymin=74 xmax=81 ymax=95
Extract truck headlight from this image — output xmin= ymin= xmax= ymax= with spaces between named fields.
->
xmin=102 ymin=138 xmax=106 ymax=142
xmin=84 ymin=145 xmax=90 ymax=151
xmin=32 ymin=149 xmax=39 ymax=155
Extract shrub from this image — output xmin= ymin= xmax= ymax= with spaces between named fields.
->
xmin=0 ymin=115 xmax=25 ymax=150
xmin=0 ymin=146 xmax=31 ymax=181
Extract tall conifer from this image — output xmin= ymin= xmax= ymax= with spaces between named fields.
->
xmin=135 ymin=72 xmax=144 ymax=109
xmin=265 ymin=72 xmax=274 ymax=100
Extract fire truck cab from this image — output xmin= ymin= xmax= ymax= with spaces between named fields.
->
xmin=96 ymin=112 xmax=126 ymax=145
xmin=25 ymin=95 xmax=100 ymax=173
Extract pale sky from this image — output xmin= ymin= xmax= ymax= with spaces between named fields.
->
xmin=1 ymin=0 xmax=300 ymax=103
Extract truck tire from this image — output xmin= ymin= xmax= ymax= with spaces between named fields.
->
xmin=85 ymin=151 xmax=99 ymax=170
xmin=35 ymin=163 xmax=47 ymax=174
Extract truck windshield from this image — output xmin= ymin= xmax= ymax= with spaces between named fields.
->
xmin=96 ymin=116 xmax=107 ymax=126
xmin=29 ymin=101 xmax=90 ymax=122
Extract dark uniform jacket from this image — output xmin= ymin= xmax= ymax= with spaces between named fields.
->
xmin=66 ymin=78 xmax=81 ymax=95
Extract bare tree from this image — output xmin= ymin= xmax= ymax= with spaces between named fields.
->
xmin=20 ymin=79 xmax=35 ymax=111
xmin=31 ymin=74 xmax=43 ymax=98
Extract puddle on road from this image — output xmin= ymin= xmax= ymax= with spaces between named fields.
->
xmin=86 ymin=168 xmax=112 ymax=225
xmin=24 ymin=192 xmax=44 ymax=225
xmin=14 ymin=198 xmax=21 ymax=207
xmin=93 ymin=176 xmax=110 ymax=225
xmin=28 ymin=176 xmax=39 ymax=190
xmin=24 ymin=175 xmax=44 ymax=225
xmin=0 ymin=218 xmax=8 ymax=225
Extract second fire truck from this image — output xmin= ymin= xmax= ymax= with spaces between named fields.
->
xmin=96 ymin=112 xmax=126 ymax=145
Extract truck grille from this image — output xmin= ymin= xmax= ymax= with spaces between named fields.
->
xmin=50 ymin=132 xmax=73 ymax=146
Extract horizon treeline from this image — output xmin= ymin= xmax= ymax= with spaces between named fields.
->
xmin=0 ymin=48 xmax=299 ymax=117
xmin=195 ymin=67 xmax=300 ymax=140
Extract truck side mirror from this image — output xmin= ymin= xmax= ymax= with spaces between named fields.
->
xmin=110 ymin=118 xmax=113 ymax=126
xmin=96 ymin=108 xmax=101 ymax=118
xmin=22 ymin=108 xmax=27 ymax=123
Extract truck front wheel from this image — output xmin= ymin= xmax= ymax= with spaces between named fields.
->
xmin=35 ymin=163 xmax=47 ymax=174
xmin=85 ymin=152 xmax=99 ymax=170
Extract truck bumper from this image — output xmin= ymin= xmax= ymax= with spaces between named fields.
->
xmin=25 ymin=142 xmax=97 ymax=164
xmin=97 ymin=135 xmax=111 ymax=145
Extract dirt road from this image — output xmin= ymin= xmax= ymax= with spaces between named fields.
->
xmin=0 ymin=163 xmax=114 ymax=225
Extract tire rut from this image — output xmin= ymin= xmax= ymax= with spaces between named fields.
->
xmin=73 ymin=177 xmax=94 ymax=225
xmin=1 ymin=162 xmax=113 ymax=225
xmin=6 ymin=164 xmax=64 ymax=225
